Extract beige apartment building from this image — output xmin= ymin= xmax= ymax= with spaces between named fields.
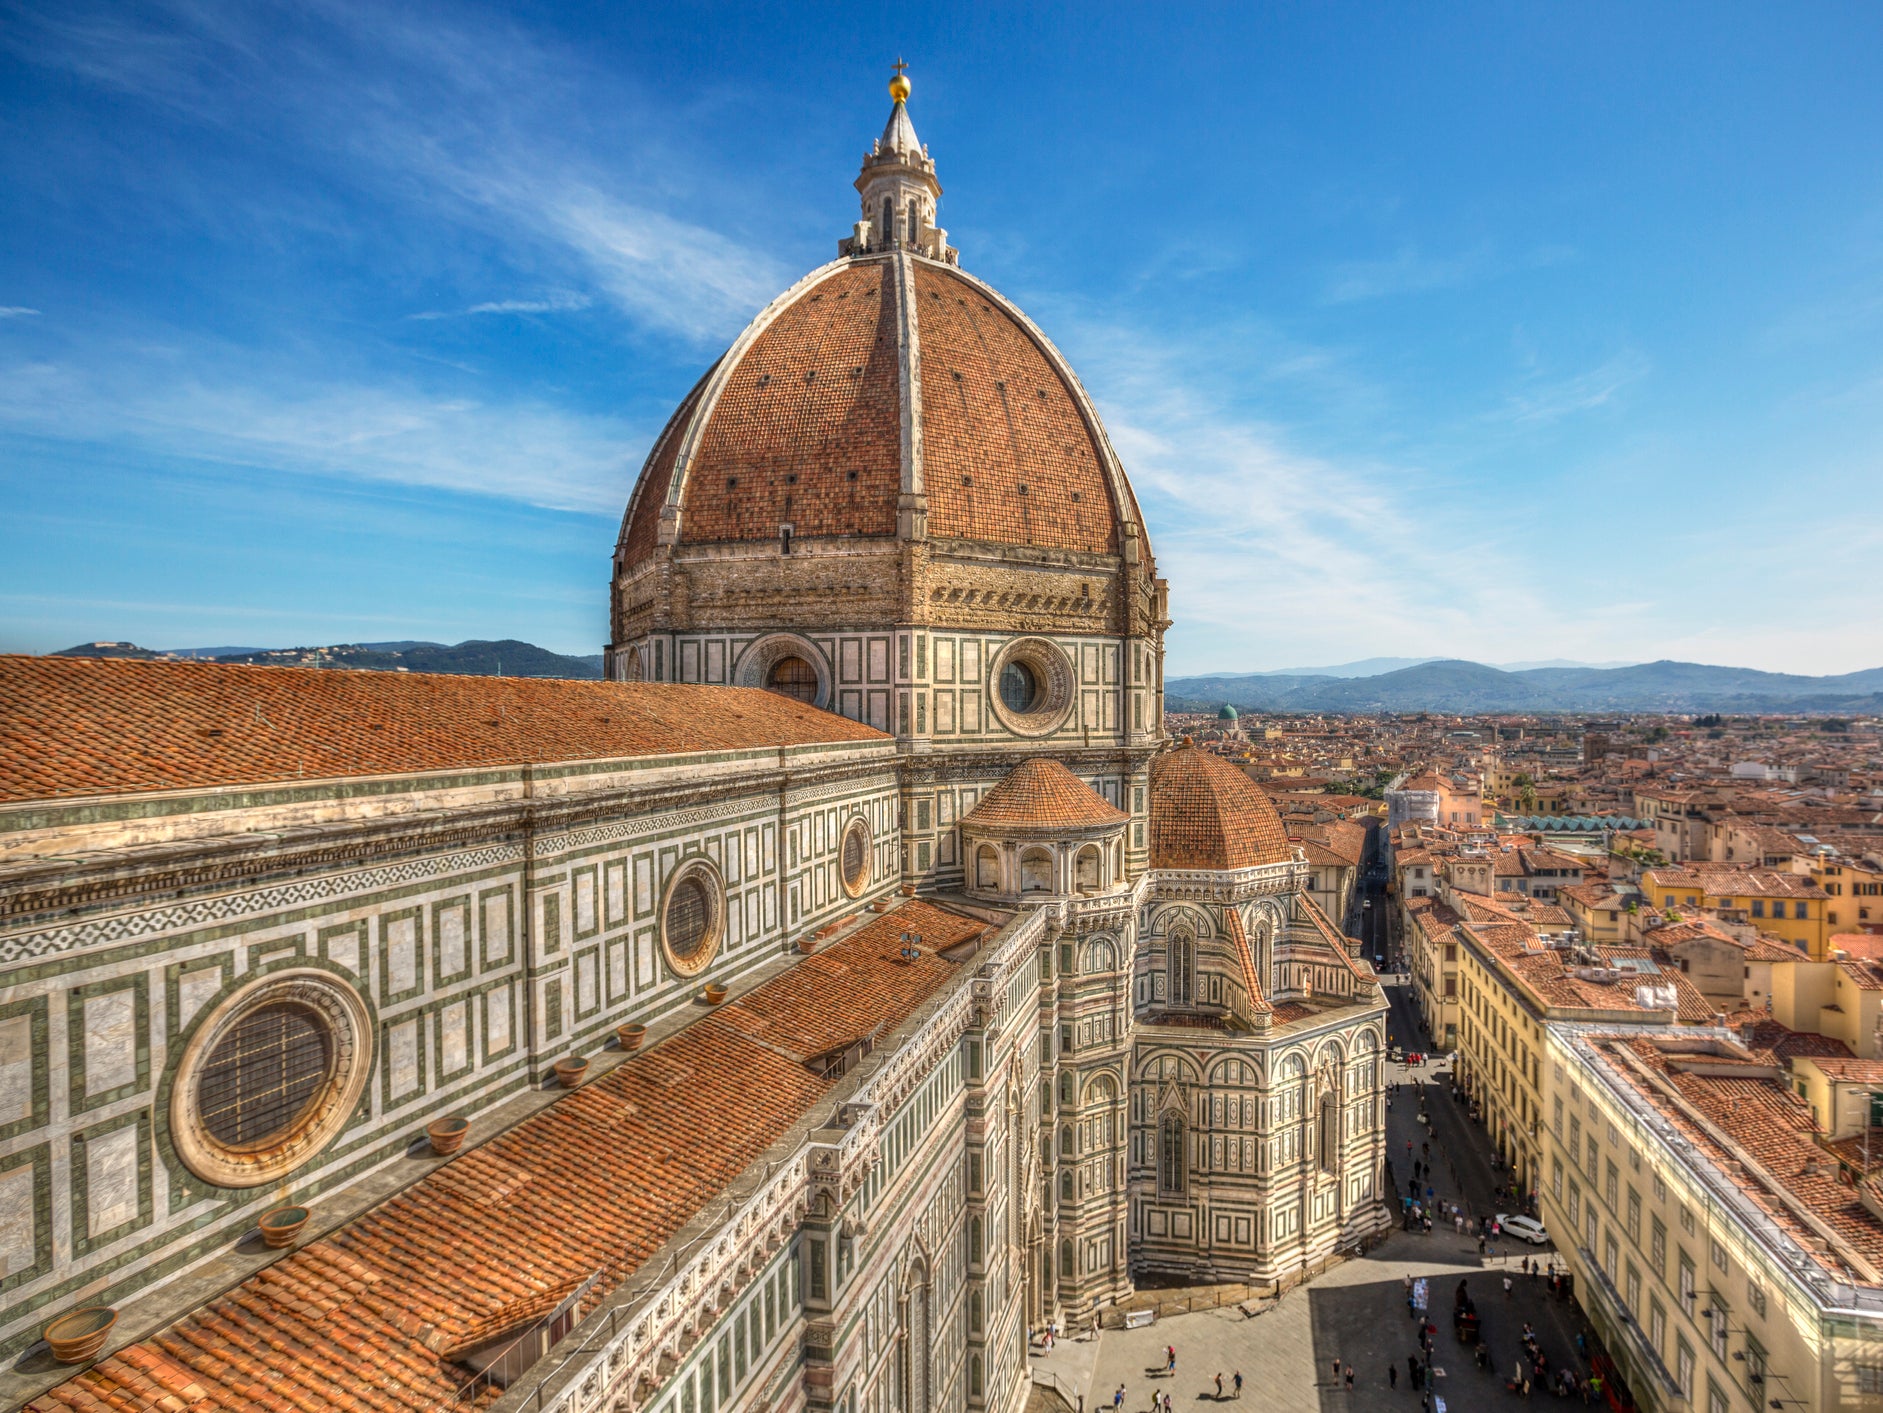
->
xmin=1543 ymin=1025 xmax=1883 ymax=1413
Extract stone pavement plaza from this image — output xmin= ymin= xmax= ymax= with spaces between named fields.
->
xmin=1035 ymin=1227 xmax=1592 ymax=1412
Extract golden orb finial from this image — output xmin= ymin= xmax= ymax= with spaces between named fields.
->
xmin=889 ymin=57 xmax=911 ymax=103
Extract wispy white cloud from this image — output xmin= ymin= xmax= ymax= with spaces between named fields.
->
xmin=1045 ymin=314 xmax=1554 ymax=673
xmin=408 ymin=292 xmax=592 ymax=320
xmin=10 ymin=0 xmax=786 ymax=346
xmin=1496 ymin=348 xmax=1650 ymax=425
xmin=0 ymin=353 xmax=641 ymax=514
xmin=0 ymin=307 xmax=40 ymax=318
xmin=1324 ymin=243 xmax=1576 ymax=304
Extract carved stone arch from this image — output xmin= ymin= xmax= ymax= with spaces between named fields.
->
xmin=1149 ymin=901 xmax=1215 ymax=940
xmin=1082 ymin=1070 xmax=1119 ymax=1103
xmin=1209 ymin=1054 xmax=1261 ymax=1087
xmin=733 ymin=631 xmax=833 ymax=709
xmin=1082 ymin=934 xmax=1120 ymax=974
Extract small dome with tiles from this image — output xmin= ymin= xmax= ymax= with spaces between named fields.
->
xmin=1149 ymin=741 xmax=1296 ymax=871
xmin=962 ymin=758 xmax=1128 ymax=836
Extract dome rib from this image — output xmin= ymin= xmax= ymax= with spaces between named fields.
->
xmin=963 ymin=758 xmax=1128 ymax=833
xmin=1149 ymin=742 xmax=1294 ymax=871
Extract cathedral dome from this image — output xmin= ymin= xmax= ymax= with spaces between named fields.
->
xmin=1149 ymin=742 xmax=1295 ymax=871
xmin=614 ymin=79 xmax=1151 ymax=582
xmin=616 ymin=258 xmax=1141 ymax=572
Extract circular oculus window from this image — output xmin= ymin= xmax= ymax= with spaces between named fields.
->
xmin=170 ymin=970 xmax=372 ymax=1189
xmin=659 ymin=858 xmax=726 ymax=977
xmin=839 ymin=816 xmax=873 ymax=898
xmin=986 ymin=638 xmax=1076 ymax=737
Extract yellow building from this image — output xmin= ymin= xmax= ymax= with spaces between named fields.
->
xmin=1811 ymin=855 xmax=1883 ymax=935
xmin=1559 ymin=881 xmax=1637 ymax=946
xmin=1452 ymin=906 xmax=1699 ymax=1201
xmin=1543 ymin=1025 xmax=1883 ymax=1413
xmin=1768 ymin=951 xmax=1883 ymax=1060
xmin=1639 ymin=864 xmax=1829 ymax=957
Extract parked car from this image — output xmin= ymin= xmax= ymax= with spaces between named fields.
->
xmin=1388 ymin=1046 xmax=1406 ymax=1063
xmin=1496 ymin=1214 xmax=1550 ymax=1245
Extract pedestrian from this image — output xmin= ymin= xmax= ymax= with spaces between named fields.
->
xmin=1345 ymin=1365 xmax=1355 ymax=1391
xmin=1215 ymin=1373 xmax=1224 ymax=1399
xmin=1504 ymin=1275 xmax=1513 ymax=1299
xmin=1389 ymin=1365 xmax=1398 ymax=1390
xmin=1168 ymin=1346 xmax=1176 ymax=1374
xmin=1331 ymin=1357 xmax=1341 ymax=1384
xmin=1114 ymin=1386 xmax=1125 ymax=1410
xmin=1234 ymin=1371 xmax=1243 ymax=1399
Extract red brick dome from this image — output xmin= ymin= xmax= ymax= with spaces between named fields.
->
xmin=616 ymin=254 xmax=1146 ymax=572
xmin=1149 ymin=742 xmax=1296 ymax=871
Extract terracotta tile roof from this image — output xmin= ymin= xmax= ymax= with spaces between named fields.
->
xmin=961 ymin=758 xmax=1127 ymax=833
xmin=679 ymin=261 xmax=903 ymax=547
xmin=0 ymin=656 xmax=886 ymax=804
xmin=1610 ymin=1038 xmax=1883 ymax=1276
xmin=1838 ymin=959 xmax=1883 ymax=991
xmin=1224 ymin=908 xmax=1272 ymax=1017
xmin=1804 ymin=1059 xmax=1883 ymax=1082
xmin=1723 ymin=1012 xmax=1855 ymax=1061
xmin=1148 ymin=743 xmax=1294 ymax=871
xmin=913 ymin=264 xmax=1119 ymax=555
xmin=1643 ymin=865 xmax=1828 ymax=900
xmin=1286 ymin=820 xmax=1366 ymax=869
xmin=28 ymin=900 xmax=982 ymax=1413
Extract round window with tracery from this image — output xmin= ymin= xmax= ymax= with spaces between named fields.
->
xmin=659 ymin=859 xmax=725 ymax=977
xmin=986 ymin=638 xmax=1075 ymax=738
xmin=171 ymin=971 xmax=371 ymax=1189
xmin=766 ymin=656 xmax=819 ymax=703
xmin=839 ymin=816 xmax=872 ymax=898
xmin=198 ymin=1001 xmax=335 ymax=1149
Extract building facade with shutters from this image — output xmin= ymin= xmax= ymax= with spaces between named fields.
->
xmin=7 ymin=71 xmax=1387 ymax=1413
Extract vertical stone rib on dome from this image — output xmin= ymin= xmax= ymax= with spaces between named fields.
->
xmin=1149 ymin=742 xmax=1295 ymax=870
xmin=914 ymin=264 xmax=1119 ymax=555
xmin=679 ymin=261 xmax=903 ymax=545
xmin=619 ymin=368 xmax=713 ymax=566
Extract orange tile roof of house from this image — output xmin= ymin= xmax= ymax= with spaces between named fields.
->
xmin=28 ymin=900 xmax=981 ymax=1413
xmin=1149 ymin=742 xmax=1294 ymax=871
xmin=1609 ymin=1037 xmax=1883 ymax=1276
xmin=961 ymin=758 xmax=1127 ymax=833
xmin=0 ymin=655 xmax=887 ymax=804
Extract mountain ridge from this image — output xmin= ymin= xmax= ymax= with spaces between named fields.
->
xmin=50 ymin=639 xmax=604 ymax=680
xmin=1168 ymin=657 xmax=1883 ymax=714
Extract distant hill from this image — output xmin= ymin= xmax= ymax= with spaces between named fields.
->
xmin=1168 ymin=658 xmax=1883 ymax=715
xmin=1235 ymin=655 xmax=1638 ymax=678
xmin=52 ymin=639 xmax=604 ymax=680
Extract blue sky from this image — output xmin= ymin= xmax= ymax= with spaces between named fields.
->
xmin=3 ymin=2 xmax=1881 ymax=675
